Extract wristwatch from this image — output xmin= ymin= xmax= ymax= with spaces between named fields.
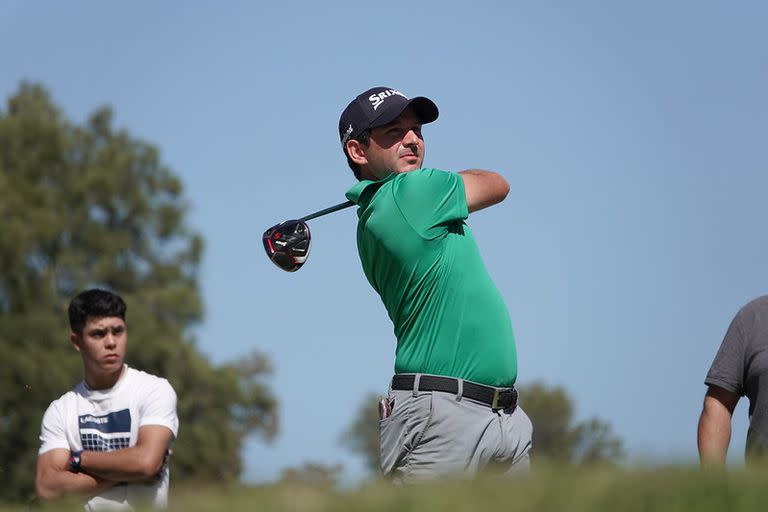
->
xmin=68 ymin=450 xmax=83 ymax=473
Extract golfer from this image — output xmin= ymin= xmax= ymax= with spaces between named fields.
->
xmin=339 ymin=86 xmax=532 ymax=481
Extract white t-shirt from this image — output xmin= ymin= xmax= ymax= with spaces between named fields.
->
xmin=39 ymin=365 xmax=179 ymax=511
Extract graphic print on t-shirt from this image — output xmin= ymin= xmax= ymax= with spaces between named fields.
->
xmin=79 ymin=409 xmax=132 ymax=451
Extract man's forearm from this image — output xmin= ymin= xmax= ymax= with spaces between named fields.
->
xmin=458 ymin=169 xmax=494 ymax=176
xmin=697 ymin=403 xmax=732 ymax=466
xmin=37 ymin=469 xmax=115 ymax=501
xmin=81 ymin=446 xmax=164 ymax=482
xmin=458 ymin=169 xmax=509 ymax=213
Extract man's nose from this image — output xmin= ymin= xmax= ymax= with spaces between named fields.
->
xmin=105 ymin=334 xmax=117 ymax=348
xmin=402 ymin=129 xmax=420 ymax=147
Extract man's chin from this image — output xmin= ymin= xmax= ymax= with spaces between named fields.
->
xmin=102 ymin=360 xmax=124 ymax=372
xmin=397 ymin=163 xmax=422 ymax=173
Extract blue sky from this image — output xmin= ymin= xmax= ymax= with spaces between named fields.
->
xmin=2 ymin=1 xmax=767 ymax=482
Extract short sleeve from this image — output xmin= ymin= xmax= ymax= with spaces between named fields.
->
xmin=139 ymin=378 xmax=179 ymax=437
xmin=705 ymin=312 xmax=747 ymax=396
xmin=39 ymin=400 xmax=70 ymax=455
xmin=391 ymin=169 xmax=468 ymax=239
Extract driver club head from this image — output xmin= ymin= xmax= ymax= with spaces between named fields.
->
xmin=262 ymin=220 xmax=311 ymax=272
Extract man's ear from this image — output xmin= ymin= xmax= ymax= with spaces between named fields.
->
xmin=70 ymin=332 xmax=82 ymax=353
xmin=346 ymin=139 xmax=368 ymax=166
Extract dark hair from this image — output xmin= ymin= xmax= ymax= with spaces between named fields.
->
xmin=68 ymin=289 xmax=127 ymax=334
xmin=345 ymin=130 xmax=371 ymax=180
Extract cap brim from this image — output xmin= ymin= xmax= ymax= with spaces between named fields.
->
xmin=370 ymin=96 xmax=439 ymax=129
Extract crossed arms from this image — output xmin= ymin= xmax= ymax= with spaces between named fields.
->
xmin=35 ymin=424 xmax=173 ymax=501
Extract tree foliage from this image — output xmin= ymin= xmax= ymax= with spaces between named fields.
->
xmin=341 ymin=382 xmax=624 ymax=474
xmin=517 ymin=381 xmax=624 ymax=465
xmin=278 ymin=461 xmax=343 ymax=487
xmin=0 ymin=83 xmax=277 ymax=502
xmin=339 ymin=393 xmax=381 ymax=473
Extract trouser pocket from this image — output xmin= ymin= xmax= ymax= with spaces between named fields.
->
xmin=379 ymin=390 xmax=433 ymax=475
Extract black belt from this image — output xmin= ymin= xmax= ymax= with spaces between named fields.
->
xmin=391 ymin=374 xmax=517 ymax=411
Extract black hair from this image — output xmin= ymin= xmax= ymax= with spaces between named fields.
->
xmin=345 ymin=130 xmax=371 ymax=180
xmin=68 ymin=289 xmax=127 ymax=334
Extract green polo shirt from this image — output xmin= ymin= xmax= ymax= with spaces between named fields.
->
xmin=345 ymin=168 xmax=517 ymax=387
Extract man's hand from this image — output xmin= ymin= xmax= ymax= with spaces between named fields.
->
xmin=137 ymin=448 xmax=172 ymax=484
xmin=459 ymin=170 xmax=509 ymax=213
xmin=697 ymin=385 xmax=739 ymax=468
xmin=35 ymin=449 xmax=117 ymax=501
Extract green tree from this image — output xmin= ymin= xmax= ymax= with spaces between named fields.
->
xmin=278 ymin=461 xmax=343 ymax=487
xmin=341 ymin=383 xmax=623 ymax=473
xmin=517 ymin=381 xmax=624 ymax=465
xmin=339 ymin=393 xmax=381 ymax=473
xmin=0 ymin=83 xmax=278 ymax=502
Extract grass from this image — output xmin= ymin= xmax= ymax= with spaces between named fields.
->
xmin=5 ymin=465 xmax=768 ymax=511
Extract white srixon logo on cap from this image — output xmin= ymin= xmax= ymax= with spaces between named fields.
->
xmin=369 ymin=89 xmax=407 ymax=111
xmin=341 ymin=124 xmax=353 ymax=146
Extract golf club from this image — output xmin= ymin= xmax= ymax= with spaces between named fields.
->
xmin=262 ymin=200 xmax=354 ymax=272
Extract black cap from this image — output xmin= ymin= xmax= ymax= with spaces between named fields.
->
xmin=338 ymin=87 xmax=439 ymax=148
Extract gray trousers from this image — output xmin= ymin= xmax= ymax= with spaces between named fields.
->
xmin=379 ymin=376 xmax=532 ymax=482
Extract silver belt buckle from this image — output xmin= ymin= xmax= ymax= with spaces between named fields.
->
xmin=491 ymin=388 xmax=502 ymax=410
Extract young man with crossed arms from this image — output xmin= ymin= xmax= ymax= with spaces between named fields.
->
xmin=36 ymin=289 xmax=178 ymax=510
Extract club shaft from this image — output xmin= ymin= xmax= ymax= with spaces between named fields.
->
xmin=299 ymin=200 xmax=355 ymax=222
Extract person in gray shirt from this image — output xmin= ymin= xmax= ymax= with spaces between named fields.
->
xmin=698 ymin=295 xmax=768 ymax=466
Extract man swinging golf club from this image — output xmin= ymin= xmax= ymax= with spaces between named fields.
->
xmin=338 ymin=86 xmax=532 ymax=481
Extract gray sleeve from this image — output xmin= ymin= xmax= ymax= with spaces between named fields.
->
xmin=705 ymin=312 xmax=746 ymax=396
